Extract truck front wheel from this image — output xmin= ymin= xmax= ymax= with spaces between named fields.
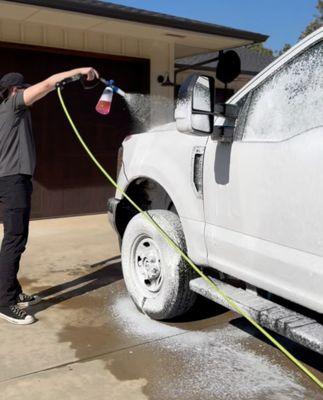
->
xmin=121 ymin=210 xmax=196 ymax=320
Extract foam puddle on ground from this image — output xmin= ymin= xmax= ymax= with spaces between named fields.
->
xmin=160 ymin=331 xmax=309 ymax=400
xmin=111 ymin=295 xmax=185 ymax=339
xmin=110 ymin=295 xmax=317 ymax=400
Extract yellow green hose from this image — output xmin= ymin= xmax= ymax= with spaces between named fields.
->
xmin=57 ymin=87 xmax=323 ymax=390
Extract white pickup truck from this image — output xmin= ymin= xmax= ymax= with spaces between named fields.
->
xmin=108 ymin=28 xmax=323 ymax=354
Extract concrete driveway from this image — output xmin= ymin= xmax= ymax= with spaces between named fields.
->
xmin=0 ymin=214 xmax=322 ymax=400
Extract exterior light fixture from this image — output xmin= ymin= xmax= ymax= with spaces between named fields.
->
xmin=157 ymin=73 xmax=175 ymax=87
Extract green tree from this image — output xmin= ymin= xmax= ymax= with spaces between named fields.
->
xmin=299 ymin=0 xmax=323 ymax=39
xmin=277 ymin=43 xmax=292 ymax=56
xmin=247 ymin=42 xmax=274 ymax=57
xmin=276 ymin=0 xmax=322 ymax=56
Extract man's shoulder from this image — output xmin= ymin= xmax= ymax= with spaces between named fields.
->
xmin=0 ymin=93 xmax=27 ymax=114
xmin=0 ymin=98 xmax=13 ymax=113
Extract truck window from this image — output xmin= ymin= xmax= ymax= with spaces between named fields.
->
xmin=241 ymin=40 xmax=323 ymax=142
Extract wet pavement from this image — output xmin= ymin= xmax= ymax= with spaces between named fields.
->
xmin=0 ymin=214 xmax=322 ymax=399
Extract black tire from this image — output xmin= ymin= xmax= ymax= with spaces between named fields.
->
xmin=121 ymin=210 xmax=197 ymax=320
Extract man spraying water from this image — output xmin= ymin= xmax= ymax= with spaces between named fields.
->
xmin=0 ymin=67 xmax=98 ymax=325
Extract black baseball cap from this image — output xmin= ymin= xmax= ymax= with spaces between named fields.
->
xmin=0 ymin=72 xmax=30 ymax=90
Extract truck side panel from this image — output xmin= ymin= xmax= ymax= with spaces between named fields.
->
xmin=121 ymin=128 xmax=209 ymax=265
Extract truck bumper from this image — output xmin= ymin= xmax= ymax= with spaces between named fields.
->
xmin=107 ymin=197 xmax=120 ymax=234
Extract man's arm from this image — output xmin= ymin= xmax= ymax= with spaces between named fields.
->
xmin=23 ymin=67 xmax=99 ymax=106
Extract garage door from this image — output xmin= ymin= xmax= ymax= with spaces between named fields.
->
xmin=0 ymin=43 xmax=150 ymax=218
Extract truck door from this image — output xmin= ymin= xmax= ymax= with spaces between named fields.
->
xmin=203 ymin=38 xmax=323 ymax=312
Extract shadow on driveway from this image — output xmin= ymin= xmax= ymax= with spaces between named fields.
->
xmin=31 ymin=256 xmax=123 ymax=313
xmin=230 ymin=317 xmax=323 ymax=374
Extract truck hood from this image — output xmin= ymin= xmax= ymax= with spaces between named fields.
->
xmin=148 ymin=122 xmax=176 ymax=132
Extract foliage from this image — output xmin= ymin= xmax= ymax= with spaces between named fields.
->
xmin=299 ymin=0 xmax=323 ymax=39
xmin=235 ymin=1 xmax=322 ymax=59
xmin=277 ymin=43 xmax=292 ymax=57
xmin=247 ymin=42 xmax=274 ymax=57
xmin=276 ymin=0 xmax=322 ymax=56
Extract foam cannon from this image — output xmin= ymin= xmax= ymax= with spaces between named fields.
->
xmin=96 ymin=78 xmax=126 ymax=115
xmin=56 ymin=74 xmax=126 ymax=115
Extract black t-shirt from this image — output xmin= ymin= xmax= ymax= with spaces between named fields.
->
xmin=0 ymin=91 xmax=36 ymax=177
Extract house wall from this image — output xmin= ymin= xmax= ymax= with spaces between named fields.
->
xmin=176 ymin=69 xmax=253 ymax=94
xmin=0 ymin=18 xmax=175 ymax=126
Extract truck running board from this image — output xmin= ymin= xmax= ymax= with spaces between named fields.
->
xmin=189 ymin=276 xmax=323 ymax=355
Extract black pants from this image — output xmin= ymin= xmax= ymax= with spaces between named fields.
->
xmin=0 ymin=174 xmax=32 ymax=306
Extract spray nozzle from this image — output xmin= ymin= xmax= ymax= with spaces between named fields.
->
xmin=99 ymin=78 xmax=126 ymax=98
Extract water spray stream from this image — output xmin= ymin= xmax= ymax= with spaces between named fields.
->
xmin=124 ymin=93 xmax=174 ymax=131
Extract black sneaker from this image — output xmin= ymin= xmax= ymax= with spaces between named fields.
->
xmin=16 ymin=293 xmax=42 ymax=308
xmin=0 ymin=305 xmax=35 ymax=325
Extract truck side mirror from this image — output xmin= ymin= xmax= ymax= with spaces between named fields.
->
xmin=175 ymin=74 xmax=214 ymax=135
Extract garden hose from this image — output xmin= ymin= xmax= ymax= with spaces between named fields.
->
xmin=57 ymin=87 xmax=323 ymax=390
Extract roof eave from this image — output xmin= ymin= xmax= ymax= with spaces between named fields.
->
xmin=6 ymin=0 xmax=268 ymax=43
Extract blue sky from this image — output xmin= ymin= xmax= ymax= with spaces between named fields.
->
xmin=106 ymin=0 xmax=318 ymax=52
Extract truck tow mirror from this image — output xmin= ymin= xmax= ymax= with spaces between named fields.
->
xmin=192 ymin=76 xmax=213 ymax=112
xmin=175 ymin=74 xmax=214 ymax=135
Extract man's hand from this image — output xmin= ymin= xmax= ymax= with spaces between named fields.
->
xmin=79 ymin=67 xmax=99 ymax=81
xmin=23 ymin=67 xmax=99 ymax=106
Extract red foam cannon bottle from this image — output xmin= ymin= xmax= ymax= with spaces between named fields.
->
xmin=95 ymin=87 xmax=114 ymax=115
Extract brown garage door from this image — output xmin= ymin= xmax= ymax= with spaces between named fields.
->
xmin=0 ymin=43 xmax=150 ymax=218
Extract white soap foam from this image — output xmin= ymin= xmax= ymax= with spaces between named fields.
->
xmin=160 ymin=328 xmax=309 ymax=400
xmin=124 ymin=93 xmax=174 ymax=131
xmin=244 ymin=42 xmax=323 ymax=142
xmin=111 ymin=295 xmax=316 ymax=400
xmin=111 ymin=295 xmax=185 ymax=339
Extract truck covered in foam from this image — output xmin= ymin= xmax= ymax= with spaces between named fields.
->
xmin=108 ymin=28 xmax=323 ymax=354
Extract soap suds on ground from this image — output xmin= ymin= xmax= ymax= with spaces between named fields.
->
xmin=110 ymin=295 xmax=317 ymax=400
xmin=111 ymin=295 xmax=185 ymax=339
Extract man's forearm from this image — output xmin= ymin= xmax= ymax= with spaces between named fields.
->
xmin=23 ymin=67 xmax=98 ymax=106
xmin=45 ymin=68 xmax=86 ymax=92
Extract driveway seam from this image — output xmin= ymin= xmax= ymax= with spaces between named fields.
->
xmin=0 ymin=325 xmax=219 ymax=384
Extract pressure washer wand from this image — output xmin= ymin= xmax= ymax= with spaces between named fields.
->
xmin=55 ymin=73 xmax=83 ymax=89
xmin=55 ymin=74 xmax=126 ymax=115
